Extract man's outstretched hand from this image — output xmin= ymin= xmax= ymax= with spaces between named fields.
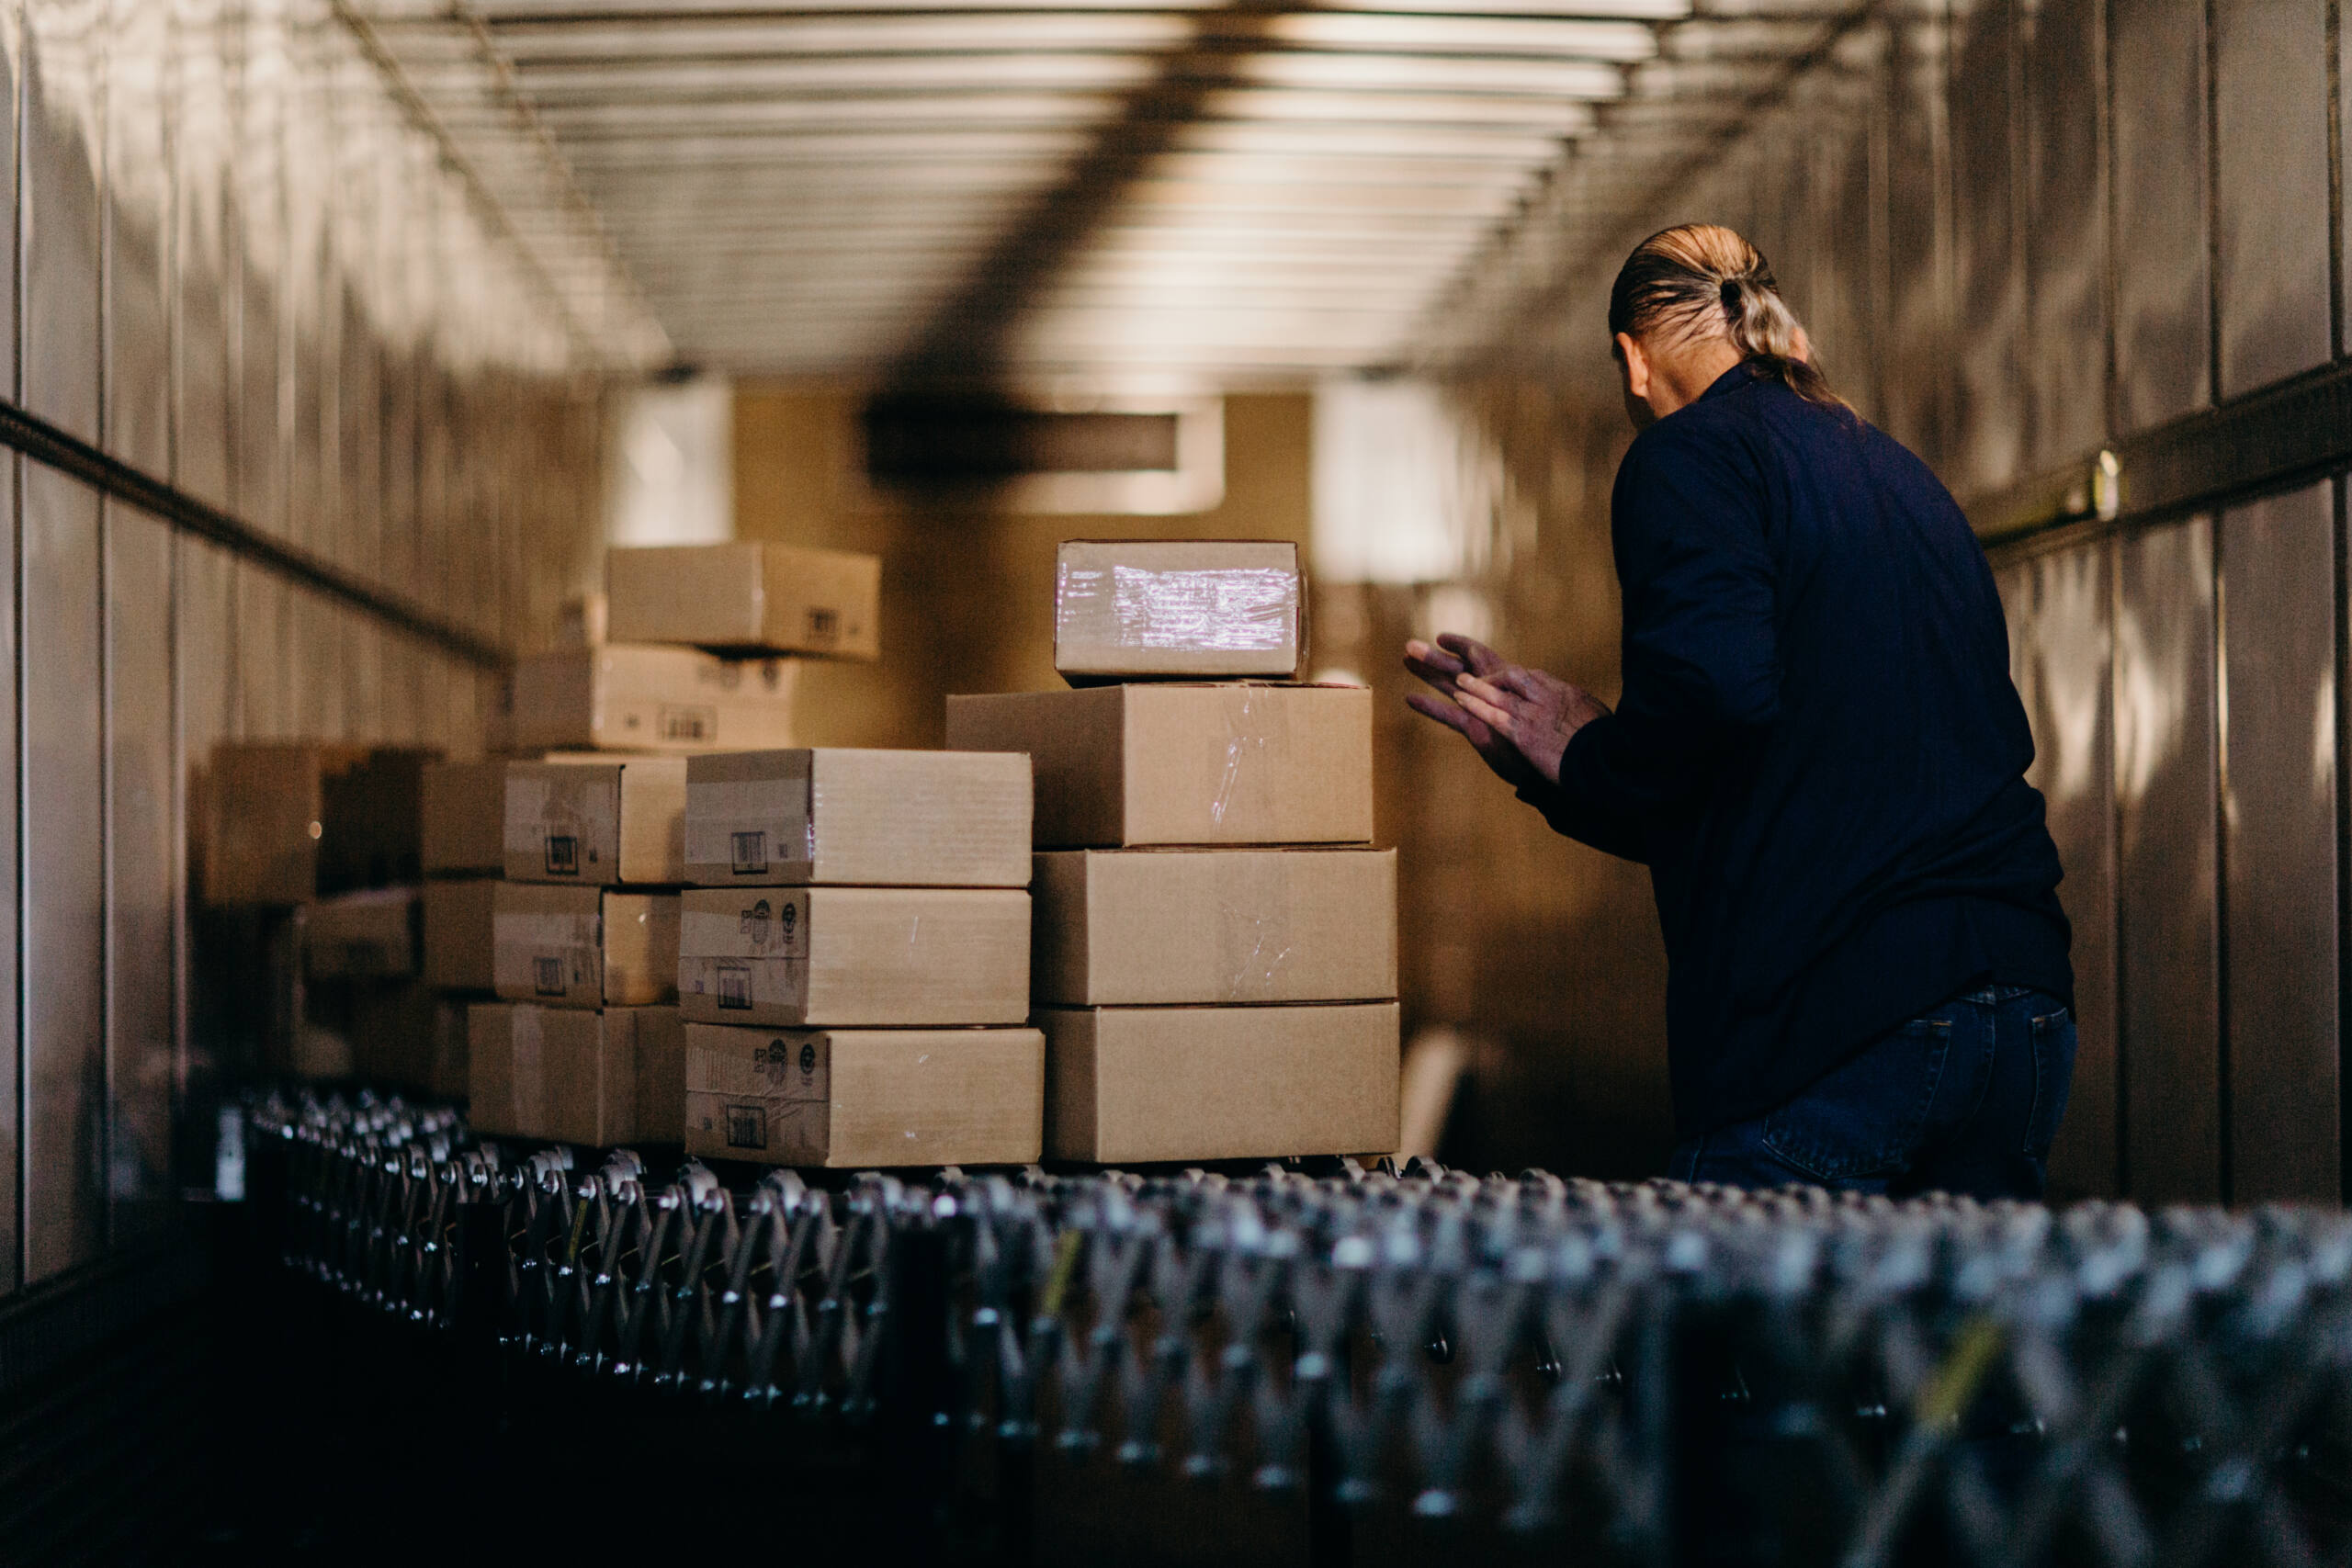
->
xmin=1402 ymin=632 xmax=1611 ymax=787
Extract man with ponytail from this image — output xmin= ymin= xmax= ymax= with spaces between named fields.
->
xmin=1406 ymin=224 xmax=2075 ymax=1201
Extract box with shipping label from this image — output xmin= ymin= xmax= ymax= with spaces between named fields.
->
xmin=304 ymin=887 xmax=421 ymax=978
xmin=944 ymin=683 xmax=1372 ymax=848
xmin=1040 ymin=1002 xmax=1399 ymax=1164
xmin=677 ymin=886 xmax=1029 ymax=1027
xmin=468 ymin=1002 xmax=676 ymax=1147
xmin=423 ymin=877 xmax=497 ymax=992
xmin=1032 ymin=848 xmax=1396 ymax=1006
xmin=684 ymin=1022 xmax=1043 ymax=1168
xmin=422 ymin=761 xmax=507 ymax=878
xmin=607 ymin=543 xmax=881 ymax=661
xmin=684 ymin=749 xmax=1032 ymax=887
xmin=503 ymin=757 xmax=685 ymax=885
xmin=635 ymin=1005 xmax=686 ymax=1144
xmin=509 ymin=645 xmax=800 ymax=754
xmin=1054 ymin=539 xmax=1304 ymax=682
xmin=201 ymin=743 xmax=439 ymax=905
xmin=492 ymin=883 xmax=680 ymax=1009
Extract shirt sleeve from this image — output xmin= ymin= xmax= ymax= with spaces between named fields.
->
xmin=1515 ymin=769 xmax=1652 ymax=863
xmin=1553 ymin=428 xmax=1781 ymax=827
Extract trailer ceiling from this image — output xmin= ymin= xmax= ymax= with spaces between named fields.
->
xmin=347 ymin=0 xmax=1874 ymax=382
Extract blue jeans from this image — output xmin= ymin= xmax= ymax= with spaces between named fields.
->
xmin=1669 ymin=985 xmax=2076 ymax=1201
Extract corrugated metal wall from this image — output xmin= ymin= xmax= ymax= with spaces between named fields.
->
xmin=0 ymin=0 xmax=605 ymax=1302
xmin=1432 ymin=0 xmax=2352 ymax=1204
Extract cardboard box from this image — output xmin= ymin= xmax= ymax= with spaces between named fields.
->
xmin=684 ymin=1023 xmax=1043 ymax=1168
xmin=468 ymin=1002 xmax=676 ymax=1147
xmin=678 ymin=887 xmax=1029 ymax=1027
xmin=423 ymin=877 xmax=497 ymax=992
xmin=607 ymin=543 xmax=881 ymax=661
xmin=422 ymin=761 xmax=507 ymax=877
xmin=1040 ymin=1002 xmax=1400 ymax=1164
xmin=1033 ymin=848 xmax=1396 ymax=1006
xmin=944 ymin=684 xmax=1372 ymax=849
xmin=304 ymin=888 xmax=420 ymax=978
xmin=287 ymin=1025 xmax=356 ymax=1083
xmin=636 ymin=1006 xmax=687 ymax=1143
xmin=1054 ymin=540 xmax=1304 ymax=682
xmin=201 ymin=743 xmax=439 ymax=905
xmin=684 ymin=749 xmax=1032 ymax=887
xmin=557 ymin=591 xmax=608 ymax=649
xmin=503 ymin=757 xmax=686 ymax=885
xmin=492 ymin=883 xmax=681 ymax=1009
xmin=510 ymin=645 xmax=801 ymax=754
xmin=424 ymin=995 xmax=470 ymax=1100
xmin=345 ymin=979 xmax=442 ymax=1091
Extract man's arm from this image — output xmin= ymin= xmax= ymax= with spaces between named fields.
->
xmin=1554 ymin=435 xmax=1781 ymax=820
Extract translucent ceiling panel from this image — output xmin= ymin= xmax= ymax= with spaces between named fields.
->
xmin=397 ymin=0 xmax=1859 ymax=375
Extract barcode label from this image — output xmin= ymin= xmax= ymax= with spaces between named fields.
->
xmin=724 ymin=1103 xmax=767 ymax=1149
xmin=717 ymin=960 xmax=752 ymax=1010
xmin=805 ymin=606 xmax=839 ymax=647
xmin=731 ymin=829 xmax=767 ymax=875
xmin=545 ymin=834 xmax=579 ymax=875
xmin=532 ymin=955 xmax=565 ymax=997
xmin=660 ymin=705 xmax=716 ymax=742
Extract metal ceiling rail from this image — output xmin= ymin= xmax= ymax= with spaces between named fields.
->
xmin=333 ymin=0 xmax=668 ymax=367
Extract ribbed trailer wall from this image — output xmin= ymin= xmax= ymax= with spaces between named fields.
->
xmin=0 ymin=0 xmax=605 ymax=1371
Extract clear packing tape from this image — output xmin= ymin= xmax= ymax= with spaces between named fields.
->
xmin=1057 ymin=563 xmax=1297 ymax=652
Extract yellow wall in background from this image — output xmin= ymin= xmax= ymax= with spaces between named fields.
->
xmin=731 ymin=386 xmax=1312 ymax=750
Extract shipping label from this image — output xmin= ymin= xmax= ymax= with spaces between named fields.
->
xmin=494 ymin=907 xmax=603 ymax=1003
xmin=503 ymin=768 xmax=617 ymax=877
xmin=681 ymin=955 xmax=810 ymax=1021
xmin=684 ymin=774 xmax=814 ymax=878
xmin=679 ymin=893 xmax=810 ymax=957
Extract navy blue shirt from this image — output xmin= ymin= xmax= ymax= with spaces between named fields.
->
xmin=1520 ymin=363 xmax=2072 ymax=1137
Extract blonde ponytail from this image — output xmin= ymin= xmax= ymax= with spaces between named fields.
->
xmin=1609 ymin=224 xmax=1849 ymax=413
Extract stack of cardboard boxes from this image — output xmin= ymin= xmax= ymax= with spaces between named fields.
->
xmin=199 ymin=742 xmax=459 ymax=1089
xmin=948 ymin=540 xmax=1400 ymax=1165
xmin=676 ymin=748 xmax=1042 ymax=1168
xmin=461 ymin=542 xmax=883 ymax=1147
xmin=465 ymin=756 xmax=692 ymax=1148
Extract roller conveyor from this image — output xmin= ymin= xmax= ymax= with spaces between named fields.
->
xmin=254 ymin=1089 xmax=2352 ymax=1568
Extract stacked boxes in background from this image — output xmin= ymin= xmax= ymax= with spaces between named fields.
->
xmin=496 ymin=542 xmax=879 ymax=756
xmin=469 ymin=757 xmax=687 ymax=1146
xmin=410 ymin=760 xmax=507 ymax=1097
xmin=947 ymin=540 xmax=1400 ymax=1165
xmin=677 ymin=749 xmax=1043 ymax=1168
xmin=463 ymin=540 xmax=884 ymax=1145
xmin=198 ymin=742 xmax=445 ymax=1084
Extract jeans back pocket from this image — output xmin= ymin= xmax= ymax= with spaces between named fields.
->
xmin=1762 ymin=1017 xmax=1951 ymax=1182
xmin=2023 ymin=1007 xmax=2077 ymax=1158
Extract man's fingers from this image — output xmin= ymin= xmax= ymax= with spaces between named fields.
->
xmin=1407 ymin=690 xmax=1510 ymax=751
xmin=1404 ymin=690 xmax=1474 ymax=735
xmin=1402 ymin=650 xmax=1462 ymax=693
xmin=1455 ymin=687 xmax=1515 ymax=735
xmin=1403 ymin=638 xmax=1465 ymax=677
xmin=1436 ymin=632 xmax=1503 ymax=675
xmin=1495 ymin=665 xmax=1555 ymax=703
xmin=1457 ymin=671 xmax=1522 ymax=712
